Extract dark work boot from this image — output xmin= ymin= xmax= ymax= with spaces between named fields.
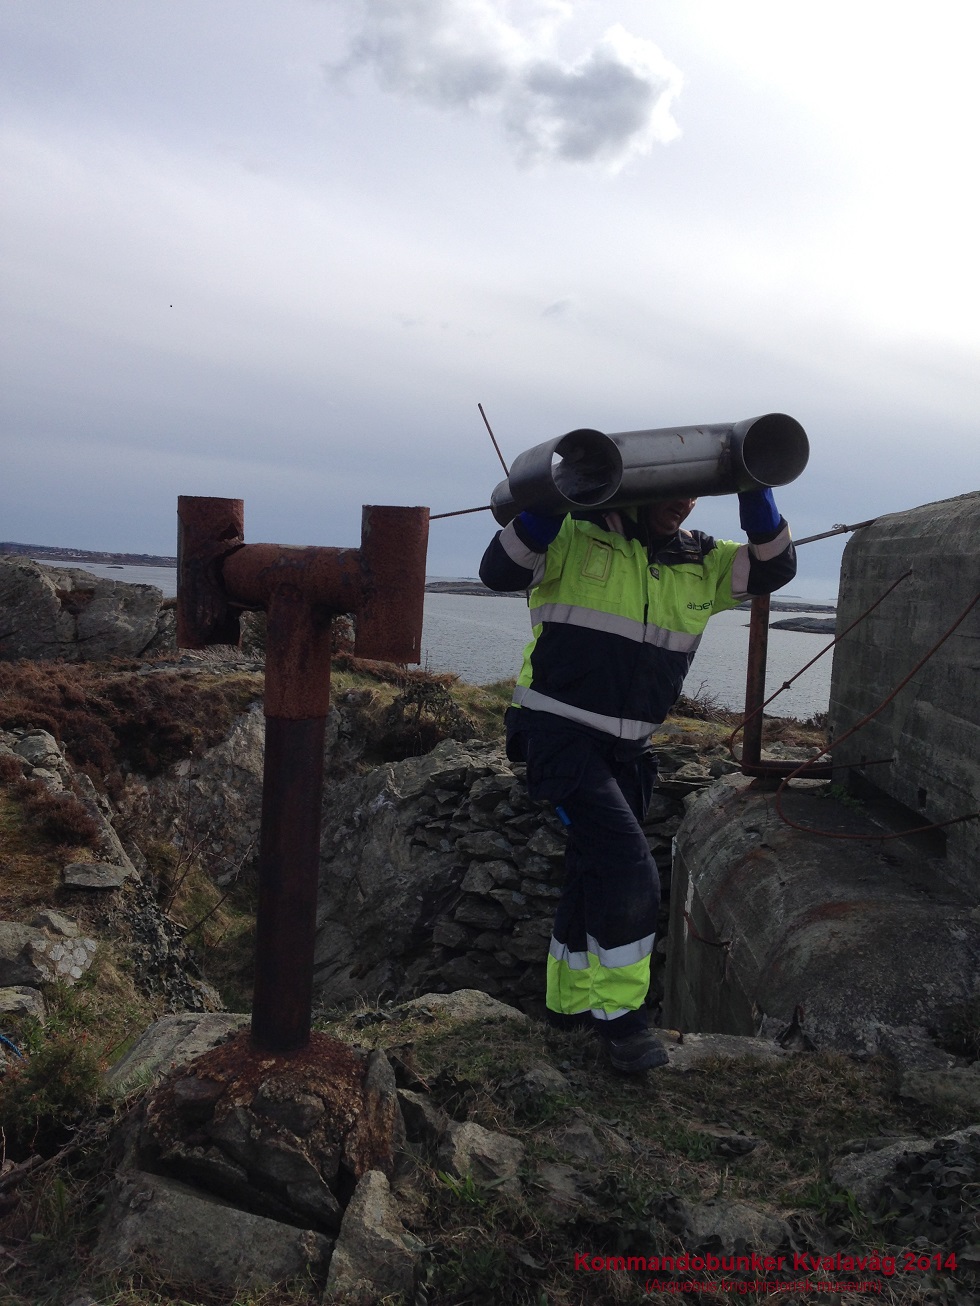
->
xmin=606 ymin=1028 xmax=670 ymax=1073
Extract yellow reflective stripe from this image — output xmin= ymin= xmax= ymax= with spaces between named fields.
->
xmin=529 ymin=602 xmax=701 ymax=653
xmin=547 ymin=936 xmax=652 ymax=1019
xmin=511 ymin=685 xmax=660 ymax=740
xmin=546 ymin=952 xmax=593 ymax=1016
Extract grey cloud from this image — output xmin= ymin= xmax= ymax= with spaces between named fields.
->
xmin=507 ymin=42 xmax=664 ymax=165
xmin=336 ymin=2 xmax=682 ymax=169
xmin=336 ymin=0 xmax=514 ymax=107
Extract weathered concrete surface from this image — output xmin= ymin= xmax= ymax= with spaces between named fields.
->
xmin=829 ymin=492 xmax=980 ymax=897
xmin=655 ymin=1028 xmax=794 ymax=1072
xmin=664 ymin=774 xmax=980 ymax=1053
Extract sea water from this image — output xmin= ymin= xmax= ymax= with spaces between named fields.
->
xmin=39 ymin=561 xmax=833 ymax=718
xmin=420 ymin=591 xmax=831 ymax=719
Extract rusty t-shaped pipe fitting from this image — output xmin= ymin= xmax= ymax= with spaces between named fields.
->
xmin=176 ymin=497 xmax=429 ymax=1053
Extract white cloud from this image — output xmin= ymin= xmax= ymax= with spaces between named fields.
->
xmin=335 ymin=1 xmax=682 ymax=169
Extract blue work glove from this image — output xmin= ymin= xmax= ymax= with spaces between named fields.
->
xmin=516 ymin=509 xmax=564 ymax=548
xmin=738 ymin=487 xmax=781 ymax=537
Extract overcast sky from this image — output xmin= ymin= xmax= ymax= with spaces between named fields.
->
xmin=2 ymin=0 xmax=977 ymax=600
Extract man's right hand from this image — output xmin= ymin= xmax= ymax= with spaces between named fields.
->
xmin=517 ymin=510 xmax=565 ymax=547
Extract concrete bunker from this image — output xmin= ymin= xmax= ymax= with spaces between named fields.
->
xmin=664 ymin=491 xmax=980 ymax=1052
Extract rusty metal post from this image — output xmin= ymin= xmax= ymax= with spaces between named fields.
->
xmin=176 ymin=496 xmax=429 ymax=1054
xmin=739 ymin=592 xmax=833 ymax=780
xmin=741 ymin=594 xmax=770 ymax=772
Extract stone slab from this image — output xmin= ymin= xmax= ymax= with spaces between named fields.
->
xmin=104 ymin=1012 xmax=250 ymax=1096
xmin=63 ymin=861 xmax=129 ymax=888
xmin=95 ymin=1170 xmax=330 ymax=1290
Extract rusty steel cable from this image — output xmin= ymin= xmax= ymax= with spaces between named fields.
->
xmin=429 ymin=504 xmax=493 ymax=520
xmin=425 ymin=489 xmax=976 ymax=841
xmin=793 ymin=518 xmax=877 ymax=546
xmin=770 ymin=586 xmax=980 ymax=841
xmin=727 ymin=568 xmax=913 ymax=759
xmin=478 ymin=403 xmax=510 ymax=477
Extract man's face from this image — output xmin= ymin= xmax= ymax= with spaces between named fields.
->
xmin=644 ymin=497 xmax=697 ymax=536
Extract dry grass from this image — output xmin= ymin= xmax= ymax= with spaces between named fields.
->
xmin=330 ymin=657 xmax=501 ymax=764
xmin=314 ymin=1008 xmax=974 ymax=1306
xmin=0 ymin=659 xmax=264 ymax=793
xmin=0 ymin=790 xmax=82 ymax=916
xmin=0 ymin=657 xmax=929 ymax=1306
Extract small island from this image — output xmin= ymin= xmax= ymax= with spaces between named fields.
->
xmin=770 ymin=616 xmax=837 ymax=633
xmin=424 ymin=579 xmax=524 ymax=597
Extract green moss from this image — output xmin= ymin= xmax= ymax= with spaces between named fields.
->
xmin=0 ymin=1033 xmax=101 ymax=1160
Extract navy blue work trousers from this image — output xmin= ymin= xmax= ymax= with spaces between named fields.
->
xmin=512 ymin=711 xmax=661 ymax=1039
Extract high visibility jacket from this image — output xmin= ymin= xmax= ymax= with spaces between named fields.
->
xmin=480 ymin=509 xmax=796 ymax=740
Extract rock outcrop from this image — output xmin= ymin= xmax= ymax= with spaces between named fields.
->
xmin=121 ymin=725 xmax=694 ymax=1020
xmin=118 ymin=707 xmax=266 ymax=888
xmin=95 ymin=1171 xmax=332 ymax=1291
xmin=0 ymin=557 xmax=173 ymax=661
xmin=0 ymin=726 xmax=219 ymax=1020
xmin=311 ymin=736 xmax=694 ymax=1018
xmin=95 ymin=999 xmax=477 ymax=1293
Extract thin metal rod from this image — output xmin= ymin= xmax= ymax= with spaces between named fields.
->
xmin=773 ymin=588 xmax=980 ymax=838
xmin=430 ymin=504 xmax=493 ymax=520
xmin=794 ymin=518 xmax=877 ymax=546
xmin=430 ymin=508 xmax=876 ymax=538
xmin=730 ymin=569 xmax=913 ymax=771
xmin=478 ymin=403 xmax=509 ymax=476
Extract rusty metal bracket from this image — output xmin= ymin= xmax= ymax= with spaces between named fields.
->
xmin=739 ymin=594 xmax=833 ymax=779
xmin=176 ymin=497 xmax=429 ymax=1053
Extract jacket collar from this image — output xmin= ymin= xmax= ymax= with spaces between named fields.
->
xmin=651 ymin=528 xmax=713 ymax=565
xmin=572 ymin=509 xmax=714 ymax=564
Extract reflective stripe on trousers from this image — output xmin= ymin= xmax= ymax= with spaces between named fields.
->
xmin=546 ymin=934 xmax=654 ymax=1021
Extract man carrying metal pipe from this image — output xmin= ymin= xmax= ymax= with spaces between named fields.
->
xmin=479 ymin=419 xmax=801 ymax=1073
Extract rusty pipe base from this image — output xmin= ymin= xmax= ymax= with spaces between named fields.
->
xmin=251 ymin=716 xmax=326 ymax=1054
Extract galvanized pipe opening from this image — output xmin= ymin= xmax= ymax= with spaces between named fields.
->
xmin=491 ymin=427 xmax=621 ymax=523
xmin=735 ymin=413 xmax=809 ymax=488
xmin=490 ymin=413 xmax=809 ymax=523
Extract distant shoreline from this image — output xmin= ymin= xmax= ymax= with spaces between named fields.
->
xmin=426 ymin=578 xmax=836 ymax=613
xmin=2 ymin=541 xmax=179 ymax=568
xmin=2 ymin=544 xmax=837 ymax=613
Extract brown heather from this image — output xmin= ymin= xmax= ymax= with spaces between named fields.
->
xmin=0 ymin=660 xmax=264 ymax=791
